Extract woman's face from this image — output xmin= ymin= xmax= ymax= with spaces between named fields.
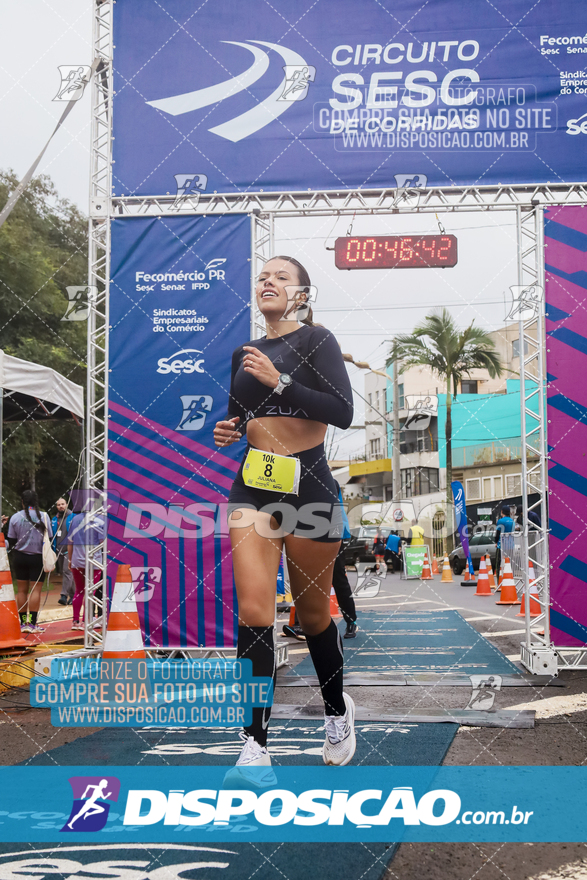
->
xmin=256 ymin=259 xmax=301 ymax=320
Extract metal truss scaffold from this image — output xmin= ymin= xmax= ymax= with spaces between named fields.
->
xmin=515 ymin=206 xmax=556 ymax=675
xmin=110 ymin=182 xmax=587 ymax=219
xmin=85 ymin=0 xmax=112 ymax=650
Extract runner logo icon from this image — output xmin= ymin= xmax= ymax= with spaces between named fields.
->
xmin=146 ymin=41 xmax=315 ymax=142
xmin=176 ymin=395 xmax=213 ymax=431
xmin=61 ymin=776 xmax=120 ymax=832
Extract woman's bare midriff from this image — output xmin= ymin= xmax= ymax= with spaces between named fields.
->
xmin=246 ymin=416 xmax=327 ymax=455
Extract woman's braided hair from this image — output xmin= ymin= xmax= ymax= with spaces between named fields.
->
xmin=22 ymin=489 xmax=46 ymax=534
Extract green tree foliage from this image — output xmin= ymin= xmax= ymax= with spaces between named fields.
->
xmin=0 ymin=170 xmax=87 ymax=514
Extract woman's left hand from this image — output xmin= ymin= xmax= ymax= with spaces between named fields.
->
xmin=242 ymin=346 xmax=281 ymax=389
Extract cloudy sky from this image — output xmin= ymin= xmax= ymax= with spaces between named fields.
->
xmin=0 ymin=1 xmax=518 ymax=459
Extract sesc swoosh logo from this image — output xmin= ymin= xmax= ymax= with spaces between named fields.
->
xmin=147 ymin=41 xmax=314 ymax=142
xmin=157 ymin=349 xmax=205 ymax=375
xmin=566 ymin=111 xmax=587 ymax=134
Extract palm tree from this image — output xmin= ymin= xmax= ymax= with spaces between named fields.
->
xmin=387 ymin=308 xmax=503 ymax=551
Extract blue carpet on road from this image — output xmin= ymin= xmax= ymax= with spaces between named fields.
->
xmin=0 ymin=841 xmax=398 ymax=880
xmin=25 ymin=717 xmax=457 ymax=767
xmin=19 ymin=720 xmax=458 ymax=879
xmin=286 ymin=610 xmax=520 ymax=677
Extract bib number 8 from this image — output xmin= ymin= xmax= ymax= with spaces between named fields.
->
xmin=264 ymin=463 xmax=273 ymax=477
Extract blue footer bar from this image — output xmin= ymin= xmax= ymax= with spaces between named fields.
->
xmin=0 ymin=767 xmax=584 ymax=842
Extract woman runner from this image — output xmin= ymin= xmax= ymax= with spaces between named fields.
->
xmin=214 ymin=256 xmax=356 ymax=770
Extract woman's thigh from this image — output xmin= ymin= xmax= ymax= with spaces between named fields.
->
xmin=284 ymin=535 xmax=340 ymax=636
xmin=229 ymin=508 xmax=283 ymax=627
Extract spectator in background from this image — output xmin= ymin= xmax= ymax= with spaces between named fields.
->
xmin=7 ymin=490 xmax=53 ymax=634
xmin=385 ymin=531 xmax=402 ymax=573
xmin=52 ymin=497 xmax=74 ymax=606
xmin=373 ymin=530 xmax=387 ymax=576
xmin=406 ymin=518 xmax=424 ymax=546
xmin=495 ymin=505 xmax=515 ymax=579
xmin=528 ymin=509 xmax=541 ymax=529
xmin=67 ymin=504 xmax=105 ymax=632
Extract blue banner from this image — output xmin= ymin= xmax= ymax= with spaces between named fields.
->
xmin=451 ymin=480 xmax=473 ymax=574
xmin=112 ymin=0 xmax=587 ymax=194
xmin=108 ymin=215 xmax=251 ymax=648
xmin=0 ymin=767 xmax=586 ymax=842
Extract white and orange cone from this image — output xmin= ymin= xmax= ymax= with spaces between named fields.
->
xmin=421 ymin=550 xmax=433 ymax=580
xmin=102 ymin=564 xmax=146 ymax=658
xmin=516 ymin=560 xmax=541 ymax=618
xmin=329 ymin=587 xmax=342 ymax=618
xmin=0 ymin=534 xmax=29 ymax=648
xmin=496 ymin=558 xmax=520 ymax=605
xmin=485 ymin=553 xmax=496 ymax=590
xmin=474 ymin=558 xmax=492 ymax=597
xmin=461 ymin=564 xmax=476 ymax=587
xmin=440 ymin=555 xmax=454 ymax=583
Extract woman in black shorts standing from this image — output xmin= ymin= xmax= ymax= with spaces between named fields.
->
xmin=7 ymin=489 xmax=52 ymax=634
xmin=214 ymin=256 xmax=355 ymax=770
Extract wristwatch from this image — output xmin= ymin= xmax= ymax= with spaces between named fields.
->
xmin=274 ymin=373 xmax=293 ymax=396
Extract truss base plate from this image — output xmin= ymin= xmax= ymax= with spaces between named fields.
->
xmin=520 ymin=642 xmax=558 ymax=676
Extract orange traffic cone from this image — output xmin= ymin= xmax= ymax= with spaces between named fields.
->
xmin=431 ymin=556 xmax=440 ymax=575
xmin=485 ymin=554 xmax=496 ymax=590
xmin=474 ymin=558 xmax=492 ymax=596
xmin=103 ymin=564 xmax=146 ymax=658
xmin=497 ymin=556 xmax=510 ymax=592
xmin=496 ymin=559 xmax=520 ymax=605
xmin=440 ymin=555 xmax=454 ymax=583
xmin=330 ymin=587 xmax=341 ymax=618
xmin=516 ymin=561 xmax=541 ymax=618
xmin=461 ymin=565 xmax=476 ymax=586
xmin=0 ymin=533 xmax=9 ymax=574
xmin=0 ymin=569 xmax=29 ymax=649
xmin=421 ymin=551 xmax=433 ymax=580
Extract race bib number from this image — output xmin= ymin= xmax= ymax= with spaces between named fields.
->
xmin=243 ymin=449 xmax=301 ymax=495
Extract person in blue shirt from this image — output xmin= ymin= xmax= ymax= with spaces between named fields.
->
xmin=51 ymin=497 xmax=75 ymax=606
xmin=495 ymin=506 xmax=515 ymax=580
xmin=385 ymin=531 xmax=402 ymax=573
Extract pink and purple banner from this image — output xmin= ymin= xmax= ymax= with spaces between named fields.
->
xmin=545 ymin=206 xmax=587 ymax=647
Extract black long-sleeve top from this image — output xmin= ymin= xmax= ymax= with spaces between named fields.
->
xmin=227 ymin=324 xmax=353 ymax=431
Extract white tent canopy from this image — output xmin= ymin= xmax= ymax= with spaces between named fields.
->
xmin=0 ymin=349 xmax=84 ymax=420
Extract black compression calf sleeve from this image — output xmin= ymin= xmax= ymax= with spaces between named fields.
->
xmin=236 ymin=625 xmax=275 ymax=747
xmin=305 ymin=619 xmax=346 ymax=716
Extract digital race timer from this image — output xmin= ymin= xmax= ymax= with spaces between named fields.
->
xmin=334 ymin=234 xmax=458 ymax=270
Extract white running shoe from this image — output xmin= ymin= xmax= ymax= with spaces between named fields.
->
xmin=236 ymin=731 xmax=272 ymax=767
xmin=222 ymin=732 xmax=276 ymax=790
xmin=323 ymin=692 xmax=356 ymax=766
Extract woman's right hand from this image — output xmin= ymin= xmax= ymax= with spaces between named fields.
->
xmin=214 ymin=417 xmax=242 ymax=447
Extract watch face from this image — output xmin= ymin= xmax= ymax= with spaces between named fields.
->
xmin=280 ymin=373 xmax=292 ymax=385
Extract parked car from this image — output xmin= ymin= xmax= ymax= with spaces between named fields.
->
xmin=449 ymin=528 xmax=498 ymax=575
xmin=342 ymin=526 xmax=392 ymax=566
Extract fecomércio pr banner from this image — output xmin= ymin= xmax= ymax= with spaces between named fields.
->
xmin=107 ymin=214 xmax=251 ymax=648
xmin=112 ymin=0 xmax=587 ymax=195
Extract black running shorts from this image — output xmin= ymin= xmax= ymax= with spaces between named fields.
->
xmin=228 ymin=442 xmax=343 ymax=543
xmin=11 ymin=550 xmax=45 ymax=582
